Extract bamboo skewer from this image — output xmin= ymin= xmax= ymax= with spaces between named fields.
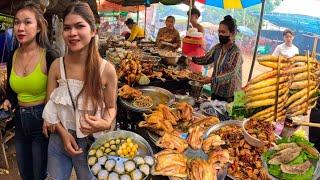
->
xmin=274 ymin=56 xmax=281 ymax=122
xmin=306 ymin=51 xmax=310 ymax=115
xmin=293 ymin=121 xmax=320 ymax=128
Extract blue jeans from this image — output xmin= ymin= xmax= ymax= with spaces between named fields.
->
xmin=47 ymin=132 xmax=95 ymax=180
xmin=15 ymin=104 xmax=48 ymax=180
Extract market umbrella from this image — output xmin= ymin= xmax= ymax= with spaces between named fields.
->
xmin=191 ymin=0 xmax=265 ymax=81
xmin=195 ymin=0 xmax=262 ymax=9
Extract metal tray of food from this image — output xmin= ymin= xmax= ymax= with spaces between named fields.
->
xmin=204 ymin=120 xmax=243 ymax=180
xmin=88 ymin=130 xmax=154 ymax=179
xmin=204 ymin=120 xmax=243 ymax=138
xmin=90 ymin=130 xmax=153 ymax=157
xmin=146 ymin=112 xmax=206 ymax=144
xmin=261 ymin=142 xmax=320 ymax=180
xmin=166 ymin=120 xmax=232 ymax=180
xmin=120 ymin=86 xmax=175 ymax=113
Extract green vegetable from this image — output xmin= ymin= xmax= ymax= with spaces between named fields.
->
xmin=264 ymin=135 xmax=319 ymax=180
xmin=288 ymin=152 xmax=308 ymax=165
xmin=269 ymin=164 xmax=281 ymax=178
xmin=228 ymin=90 xmax=247 ymax=119
xmin=276 ymin=135 xmax=314 ymax=147
xmin=263 ymin=150 xmax=276 ymax=161
xmin=282 ymin=166 xmax=315 ymax=180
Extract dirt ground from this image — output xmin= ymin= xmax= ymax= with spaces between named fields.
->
xmin=0 ymin=54 xmax=309 ymax=179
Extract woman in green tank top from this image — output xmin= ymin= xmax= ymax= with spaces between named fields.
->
xmin=1 ymin=2 xmax=59 ymax=180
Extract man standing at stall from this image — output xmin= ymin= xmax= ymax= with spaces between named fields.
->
xmin=156 ymin=16 xmax=181 ymax=51
xmin=125 ymin=18 xmax=145 ymax=42
xmin=272 ymin=29 xmax=299 ymax=58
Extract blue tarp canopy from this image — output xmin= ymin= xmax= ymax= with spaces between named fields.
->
xmin=250 ymin=12 xmax=320 ymax=35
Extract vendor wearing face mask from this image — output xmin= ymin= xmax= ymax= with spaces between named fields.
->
xmin=191 ymin=15 xmax=243 ymax=103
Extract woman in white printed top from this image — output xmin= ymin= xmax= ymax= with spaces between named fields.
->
xmin=42 ymin=2 xmax=117 ymax=179
xmin=272 ymin=29 xmax=299 ymax=58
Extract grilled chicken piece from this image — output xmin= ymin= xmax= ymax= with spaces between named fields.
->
xmin=154 ymin=150 xmax=188 ymax=178
xmin=156 ymin=132 xmax=188 ymax=153
xmin=118 ymin=85 xmax=142 ymax=99
xmin=138 ymin=111 xmax=174 ymax=133
xmin=202 ymin=134 xmax=225 ymax=153
xmin=190 ymin=116 xmax=220 ymax=129
xmin=188 ymin=159 xmax=217 ymax=180
xmin=176 ymin=102 xmax=193 ymax=122
xmin=187 ymin=126 xmax=205 ymax=150
xmin=158 ymin=104 xmax=179 ymax=125
xmin=208 ymin=149 xmax=231 ymax=165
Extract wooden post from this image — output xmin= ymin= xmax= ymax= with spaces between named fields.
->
xmin=144 ymin=6 xmax=147 ymax=36
xmin=306 ymin=51 xmax=310 ymax=115
xmin=312 ymin=36 xmax=318 ymax=58
xmin=274 ymin=55 xmax=281 ymax=122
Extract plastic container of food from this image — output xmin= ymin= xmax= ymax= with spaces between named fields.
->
xmin=242 ymin=119 xmax=268 ymax=148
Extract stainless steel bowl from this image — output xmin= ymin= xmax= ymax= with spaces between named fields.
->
xmin=89 ymin=130 xmax=153 ymax=157
xmin=162 ymin=56 xmax=180 ymax=66
xmin=242 ymin=119 xmax=269 ymax=148
xmin=119 ymin=86 xmax=175 ymax=113
xmin=174 ymin=94 xmax=195 ymax=106
xmin=88 ymin=130 xmax=153 ymax=179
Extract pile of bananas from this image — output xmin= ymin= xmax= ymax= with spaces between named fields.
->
xmin=244 ymin=54 xmax=320 ymax=121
